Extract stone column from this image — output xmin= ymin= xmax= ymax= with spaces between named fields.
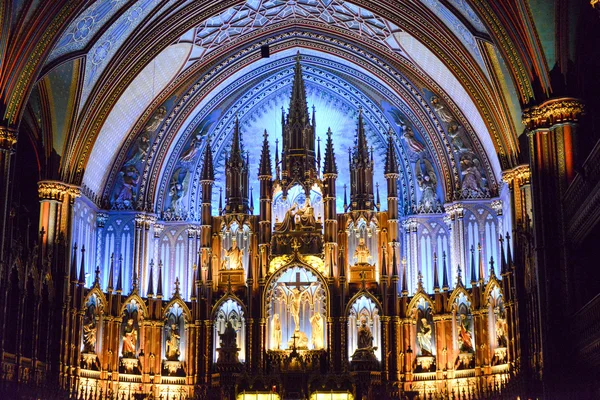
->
xmin=0 ymin=125 xmax=17 ymax=262
xmin=522 ymin=98 xmax=583 ymax=387
xmin=402 ymin=218 xmax=418 ymax=293
xmin=444 ymin=203 xmax=465 ymax=287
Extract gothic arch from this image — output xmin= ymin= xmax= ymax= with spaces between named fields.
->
xmin=407 ymin=291 xmax=435 ymax=314
xmin=163 ymin=297 xmax=192 ymax=323
xmin=120 ymin=294 xmax=149 ymax=319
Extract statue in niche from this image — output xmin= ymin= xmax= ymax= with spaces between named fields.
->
xmin=82 ymin=319 xmax=97 ymax=353
xmin=447 ymin=123 xmax=468 ymax=153
xmin=271 ymin=313 xmax=282 ymax=350
xmin=357 ymin=317 xmax=374 ymax=350
xmin=353 ymin=237 xmax=371 ymax=265
xmin=122 ymin=318 xmax=138 ymax=358
xmin=217 ymin=321 xmax=240 ymax=364
xmin=402 ymin=124 xmax=426 ymax=154
xmin=417 ymin=318 xmax=433 ymax=356
xmin=124 ymin=131 xmax=150 ymax=167
xmin=460 ymin=155 xmax=486 ymax=197
xmin=275 ymin=202 xmax=298 ymax=232
xmin=165 ymin=323 xmax=181 ymax=361
xmin=495 ymin=307 xmax=508 ymax=348
xmin=295 ymin=198 xmax=316 ymax=229
xmin=222 ymin=237 xmax=244 ymax=270
xmin=458 ymin=314 xmax=474 ymax=353
xmin=416 ymin=158 xmax=438 ymax=212
xmin=115 ymin=165 xmax=140 ymax=208
xmin=310 ymin=312 xmax=324 ymax=350
xmin=145 ymin=106 xmax=167 ymax=132
xmin=430 ymin=96 xmax=455 ymax=123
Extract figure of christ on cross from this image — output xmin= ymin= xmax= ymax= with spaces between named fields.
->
xmin=276 ymin=271 xmax=320 ymax=333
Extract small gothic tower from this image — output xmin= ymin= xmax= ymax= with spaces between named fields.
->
xmin=349 ymin=108 xmax=375 ymax=211
xmin=224 ymin=116 xmax=250 ymax=214
xmin=279 ymin=52 xmax=317 ymax=195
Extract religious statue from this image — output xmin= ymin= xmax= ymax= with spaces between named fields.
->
xmin=180 ymin=134 xmax=202 ymax=163
xmin=82 ymin=320 xmax=97 ymax=353
xmin=430 ymin=96 xmax=454 ymax=123
xmin=416 ymin=158 xmax=439 ymax=213
xmin=295 ymin=198 xmax=316 ymax=230
xmin=402 ymin=124 xmax=426 ymax=154
xmin=216 ymin=321 xmax=240 ymax=364
xmin=271 ymin=313 xmax=282 ymax=350
xmin=353 ymin=237 xmax=371 ymax=265
xmin=357 ymin=317 xmax=374 ymax=350
xmin=460 ymin=155 xmax=485 ymax=197
xmin=495 ymin=307 xmax=508 ymax=347
xmin=114 ymin=165 xmax=140 ymax=208
xmin=222 ymin=237 xmax=244 ymax=270
xmin=310 ymin=312 xmax=324 ymax=350
xmin=145 ymin=106 xmax=167 ymax=132
xmin=417 ymin=318 xmax=433 ymax=356
xmin=458 ymin=314 xmax=474 ymax=353
xmin=124 ymin=131 xmax=150 ymax=167
xmin=275 ymin=202 xmax=298 ymax=232
xmin=165 ymin=323 xmax=181 ymax=361
xmin=122 ymin=318 xmax=137 ymax=358
xmin=168 ymin=167 xmax=189 ymax=213
xmin=447 ymin=123 xmax=468 ymax=152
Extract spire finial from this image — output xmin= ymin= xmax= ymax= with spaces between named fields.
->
xmin=456 ymin=264 xmax=463 ymax=286
xmin=417 ymin=270 xmax=424 ymax=291
xmin=401 ymin=257 xmax=408 ymax=296
xmin=489 ymin=256 xmax=496 ymax=278
xmin=433 ymin=252 xmax=440 ymax=292
xmin=201 ymin=135 xmax=214 ymax=181
xmin=506 ymin=232 xmax=513 ymax=267
xmin=147 ymin=259 xmax=155 ymax=296
xmin=384 ymin=127 xmax=399 ymax=176
xmin=94 ymin=265 xmax=100 ymax=287
xmin=470 ymin=245 xmax=477 ymax=286
xmin=323 ymin=127 xmax=338 ymax=175
xmin=478 ymin=242 xmax=485 ymax=284
xmin=442 ymin=251 xmax=449 ymax=291
xmin=116 ymin=254 xmax=123 ymax=293
xmin=173 ymin=277 xmax=180 ymax=297
xmin=78 ymin=245 xmax=86 ymax=285
xmin=107 ymin=253 xmax=115 ymax=291
xmin=156 ymin=260 xmax=163 ymax=298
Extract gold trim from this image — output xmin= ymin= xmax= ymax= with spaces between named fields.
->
xmin=522 ymin=98 xmax=584 ymax=130
xmin=38 ymin=180 xmax=81 ymax=201
xmin=0 ymin=126 xmax=17 ymax=150
xmin=502 ymin=165 xmax=531 ymax=188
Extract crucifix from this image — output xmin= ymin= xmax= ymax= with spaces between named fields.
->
xmin=279 ymin=271 xmax=314 ymax=332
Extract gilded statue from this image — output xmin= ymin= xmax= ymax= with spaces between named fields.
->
xmin=82 ymin=319 xmax=97 ymax=353
xmin=222 ymin=237 xmax=244 ymax=270
xmin=122 ymin=318 xmax=137 ymax=358
xmin=165 ymin=323 xmax=181 ymax=361
xmin=353 ymin=237 xmax=371 ymax=265
xmin=458 ymin=314 xmax=474 ymax=353
xmin=310 ymin=312 xmax=324 ymax=350
xmin=271 ymin=313 xmax=282 ymax=350
xmin=417 ymin=318 xmax=433 ymax=356
xmin=275 ymin=199 xmax=316 ymax=232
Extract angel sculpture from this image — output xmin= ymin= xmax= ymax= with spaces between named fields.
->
xmin=416 ymin=158 xmax=438 ymax=212
xmin=460 ymin=155 xmax=485 ymax=197
xmin=124 ymin=131 xmax=150 ymax=167
xmin=168 ymin=167 xmax=190 ymax=214
xmin=145 ymin=106 xmax=167 ymax=132
xmin=402 ymin=124 xmax=426 ymax=154
xmin=180 ymin=135 xmax=202 ymax=163
xmin=447 ymin=123 xmax=468 ymax=153
xmin=430 ymin=96 xmax=455 ymax=124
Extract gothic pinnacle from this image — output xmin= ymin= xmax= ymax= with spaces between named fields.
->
xmin=201 ymin=135 xmax=214 ymax=181
xmin=78 ymin=245 xmax=86 ymax=285
xmin=478 ymin=243 xmax=485 ymax=284
xmin=116 ymin=254 xmax=123 ymax=293
xmin=385 ymin=127 xmax=399 ymax=176
xmin=433 ymin=252 xmax=440 ymax=292
xmin=258 ymin=129 xmax=272 ymax=177
xmin=156 ymin=260 xmax=163 ymax=298
xmin=70 ymin=243 xmax=78 ymax=283
xmin=107 ymin=253 xmax=115 ymax=291
xmin=442 ymin=251 xmax=449 ymax=291
xmin=470 ymin=245 xmax=477 ymax=286
xmin=323 ymin=128 xmax=337 ymax=175
xmin=147 ymin=259 xmax=154 ymax=296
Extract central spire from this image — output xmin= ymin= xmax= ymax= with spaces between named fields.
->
xmin=224 ymin=115 xmax=250 ymax=214
xmin=279 ymin=52 xmax=317 ymax=195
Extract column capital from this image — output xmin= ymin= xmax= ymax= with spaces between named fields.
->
xmin=96 ymin=212 xmax=109 ymax=228
xmin=522 ymin=98 xmax=584 ymax=130
xmin=154 ymin=223 xmax=165 ymax=238
xmin=0 ymin=126 xmax=17 ymax=151
xmin=502 ymin=164 xmax=531 ymax=188
xmin=38 ymin=180 xmax=81 ymax=201
xmin=401 ymin=217 xmax=418 ymax=232
xmin=490 ymin=200 xmax=503 ymax=216
xmin=444 ymin=202 xmax=465 ymax=219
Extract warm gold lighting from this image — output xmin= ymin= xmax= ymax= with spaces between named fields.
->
xmin=310 ymin=392 xmax=354 ymax=400
xmin=237 ymin=392 xmax=281 ymax=400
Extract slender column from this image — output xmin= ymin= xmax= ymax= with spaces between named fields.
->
xmin=522 ymin=98 xmax=583 ymax=386
xmin=133 ymin=214 xmax=145 ymax=290
xmin=0 ymin=125 xmax=17 ymax=262
xmin=444 ymin=203 xmax=465 ymax=287
xmin=402 ymin=218 xmax=418 ymax=293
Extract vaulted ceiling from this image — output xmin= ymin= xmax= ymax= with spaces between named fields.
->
xmin=5 ymin=0 xmax=570 ymax=216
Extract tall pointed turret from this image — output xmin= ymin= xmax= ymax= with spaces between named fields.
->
xmin=224 ymin=116 xmax=250 ymax=214
xmin=322 ymin=128 xmax=338 ymax=252
xmin=280 ymin=52 xmax=317 ymax=194
xmin=442 ymin=251 xmax=449 ymax=291
xmin=385 ymin=127 xmax=400 ymax=245
xmin=349 ymin=108 xmax=375 ymax=211
xmin=433 ymin=252 xmax=440 ymax=292
xmin=258 ymin=130 xmax=273 ymax=250
xmin=147 ymin=260 xmax=154 ymax=297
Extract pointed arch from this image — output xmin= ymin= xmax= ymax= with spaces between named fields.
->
xmin=82 ymin=287 xmax=107 ymax=312
xmin=120 ymin=293 xmax=149 ymax=319
xmin=407 ymin=291 xmax=435 ymax=314
xmin=447 ymin=285 xmax=472 ymax=311
xmin=346 ymin=292 xmax=382 ymax=361
xmin=163 ymin=297 xmax=192 ymax=323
